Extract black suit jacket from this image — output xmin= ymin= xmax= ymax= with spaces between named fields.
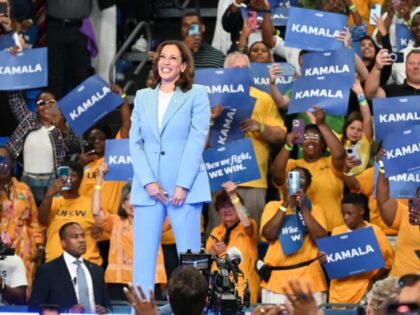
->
xmin=28 ymin=255 xmax=110 ymax=312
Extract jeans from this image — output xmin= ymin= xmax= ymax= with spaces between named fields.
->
xmin=20 ymin=172 xmax=55 ymax=206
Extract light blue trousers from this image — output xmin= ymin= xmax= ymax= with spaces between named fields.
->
xmin=133 ymin=202 xmax=202 ymax=297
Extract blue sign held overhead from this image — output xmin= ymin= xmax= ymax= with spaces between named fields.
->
xmin=316 ymin=227 xmax=385 ymax=279
xmin=373 ymin=166 xmax=420 ymax=199
xmin=210 ymin=97 xmax=255 ymax=147
xmin=0 ymin=47 xmax=48 ymax=91
xmin=250 ymin=62 xmax=295 ymax=94
xmin=373 ymin=96 xmax=420 ymax=142
xmin=104 ymin=139 xmax=133 ymax=182
xmin=382 ymin=125 xmax=420 ymax=177
xmin=58 ymin=75 xmax=124 ymax=136
xmin=301 ymin=49 xmax=355 ymax=85
xmin=395 ymin=23 xmax=414 ymax=51
xmin=285 ymin=7 xmax=347 ymax=51
xmin=288 ymin=75 xmax=350 ymax=116
xmin=194 ymin=68 xmax=250 ymax=108
xmin=203 ymin=138 xmax=261 ymax=192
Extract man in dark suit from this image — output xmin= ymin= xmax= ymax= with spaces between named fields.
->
xmin=29 ymin=222 xmax=110 ymax=313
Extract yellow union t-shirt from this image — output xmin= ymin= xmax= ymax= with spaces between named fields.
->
xmin=45 ymin=195 xmax=102 ymax=266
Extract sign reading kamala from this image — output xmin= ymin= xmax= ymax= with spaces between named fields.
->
xmin=203 ymin=138 xmax=261 ymax=192
xmin=285 ymin=7 xmax=347 ymax=51
xmin=210 ymin=97 xmax=255 ymax=147
xmin=373 ymin=166 xmax=420 ymax=199
xmin=383 ymin=125 xmax=420 ymax=177
xmin=288 ymin=75 xmax=350 ymax=116
xmin=194 ymin=68 xmax=250 ymax=108
xmin=0 ymin=47 xmax=47 ymax=90
xmin=104 ymin=139 xmax=133 ymax=181
xmin=396 ymin=23 xmax=414 ymax=51
xmin=58 ymin=75 xmax=124 ymax=136
xmin=373 ymin=96 xmax=420 ymax=142
xmin=250 ymin=62 xmax=295 ymax=94
xmin=301 ymin=49 xmax=355 ymax=85
xmin=316 ymin=227 xmax=385 ymax=279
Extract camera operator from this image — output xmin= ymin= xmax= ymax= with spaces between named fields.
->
xmin=0 ymin=245 xmax=27 ymax=305
xmin=260 ymin=167 xmax=328 ymax=304
xmin=205 ymin=181 xmax=259 ymax=303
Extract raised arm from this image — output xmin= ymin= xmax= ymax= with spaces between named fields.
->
xmin=262 ymin=201 xmax=286 ymax=242
xmin=261 ymin=1 xmax=276 ymax=48
xmin=38 ymin=179 xmax=65 ymax=225
xmin=352 ymin=78 xmax=373 ymax=142
xmin=270 ymin=132 xmax=296 ymax=187
xmin=91 ymin=163 xmax=107 ymax=225
xmin=7 ymin=91 xmax=32 ymax=122
xmin=268 ymin=64 xmax=290 ymax=111
xmin=364 ymin=48 xmax=390 ymax=99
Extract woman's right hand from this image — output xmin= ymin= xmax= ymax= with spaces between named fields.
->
xmin=0 ymin=14 xmax=12 ymax=32
xmin=79 ymin=150 xmax=97 ymax=166
xmin=286 ymin=132 xmax=298 ymax=148
xmin=145 ymin=182 xmax=168 ymax=204
xmin=97 ymin=163 xmax=109 ymax=179
xmin=211 ymin=241 xmax=227 ymax=256
xmin=46 ymin=178 xmax=65 ymax=197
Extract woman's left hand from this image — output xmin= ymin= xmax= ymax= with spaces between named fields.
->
xmin=294 ymin=189 xmax=307 ymax=209
xmin=172 ymin=186 xmax=188 ymax=207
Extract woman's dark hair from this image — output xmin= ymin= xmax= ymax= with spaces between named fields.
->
xmin=83 ymin=124 xmax=112 ymax=140
xmin=341 ymin=111 xmax=363 ymax=144
xmin=150 ymin=40 xmax=194 ymax=92
xmin=247 ymin=41 xmax=272 ymax=62
xmin=213 ymin=189 xmax=244 ymax=212
xmin=118 ymin=183 xmax=132 ymax=219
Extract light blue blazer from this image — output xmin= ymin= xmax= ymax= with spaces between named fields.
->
xmin=129 ymin=84 xmax=211 ymax=206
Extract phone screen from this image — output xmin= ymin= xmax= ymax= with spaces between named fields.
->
xmin=369 ymin=4 xmax=382 ymax=25
xmin=246 ymin=11 xmax=258 ymax=30
xmin=409 ymin=198 xmax=420 ymax=224
xmin=0 ymin=3 xmax=8 ymax=16
xmin=58 ymin=166 xmax=71 ymax=190
xmin=188 ymin=24 xmax=200 ymax=36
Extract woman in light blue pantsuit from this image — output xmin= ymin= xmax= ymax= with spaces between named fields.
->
xmin=129 ymin=40 xmax=211 ymax=295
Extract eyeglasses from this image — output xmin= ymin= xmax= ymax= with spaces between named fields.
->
xmin=304 ymin=133 xmax=320 ymax=141
xmin=36 ymin=99 xmax=56 ymax=107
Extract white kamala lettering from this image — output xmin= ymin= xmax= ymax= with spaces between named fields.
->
xmin=69 ymin=86 xmax=111 ymax=120
xmin=0 ymin=64 xmax=42 ymax=75
xmin=326 ymin=245 xmax=374 ymax=263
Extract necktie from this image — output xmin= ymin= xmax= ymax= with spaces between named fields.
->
xmin=73 ymin=260 xmax=92 ymax=312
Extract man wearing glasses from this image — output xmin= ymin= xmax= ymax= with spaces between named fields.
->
xmin=6 ymin=91 xmax=81 ymax=205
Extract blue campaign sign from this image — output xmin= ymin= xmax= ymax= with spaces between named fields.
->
xmin=373 ymin=96 xmax=420 ymax=142
xmin=396 ymin=23 xmax=414 ymax=51
xmin=278 ymin=213 xmax=305 ymax=256
xmin=104 ymin=139 xmax=133 ymax=182
xmin=316 ymin=227 xmax=385 ymax=279
xmin=250 ymin=62 xmax=295 ymax=94
xmin=58 ymin=75 xmax=124 ymax=136
xmin=194 ymin=68 xmax=250 ymax=109
xmin=383 ymin=125 xmax=420 ymax=177
xmin=285 ymin=7 xmax=347 ymax=51
xmin=301 ymin=49 xmax=355 ymax=85
xmin=288 ymin=75 xmax=350 ymax=115
xmin=203 ymin=138 xmax=261 ymax=192
xmin=209 ymin=97 xmax=255 ymax=147
xmin=272 ymin=7 xmax=289 ymax=26
xmin=373 ymin=165 xmax=420 ymax=199
xmin=0 ymin=48 xmax=48 ymax=91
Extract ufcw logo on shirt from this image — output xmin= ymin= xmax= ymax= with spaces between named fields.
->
xmin=56 ymin=209 xmax=87 ymax=217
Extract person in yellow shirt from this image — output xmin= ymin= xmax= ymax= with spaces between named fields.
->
xmin=271 ymin=106 xmax=346 ymax=232
xmin=206 ymin=52 xmax=286 ymax=236
xmin=376 ymin=157 xmax=420 ymax=277
xmin=328 ymin=193 xmax=393 ymax=304
xmin=38 ymin=162 xmax=102 ymax=266
xmin=205 ymin=181 xmax=259 ymax=303
xmin=260 ymin=166 xmax=328 ymax=305
xmin=92 ymin=163 xmax=167 ymax=301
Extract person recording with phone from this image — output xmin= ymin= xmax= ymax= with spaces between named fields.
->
xmin=6 ymin=90 xmax=81 ymax=206
xmin=180 ymin=11 xmax=225 ymax=69
xmin=376 ymin=150 xmax=420 ymax=276
xmin=365 ymin=49 xmax=420 ymax=98
xmin=0 ymin=146 xmax=44 ymax=295
xmin=260 ymin=167 xmax=328 ymax=304
xmin=38 ymin=162 xmax=102 ymax=267
xmin=205 ymin=181 xmax=259 ymax=303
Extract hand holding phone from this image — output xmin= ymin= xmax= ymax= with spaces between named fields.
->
xmin=58 ymin=166 xmax=71 ymax=191
xmin=292 ymin=119 xmax=305 ymax=144
xmin=288 ymin=171 xmax=300 ymax=195
xmin=0 ymin=3 xmax=8 ymax=17
xmin=246 ymin=11 xmax=258 ymax=31
xmin=409 ymin=197 xmax=420 ymax=225
xmin=346 ymin=145 xmax=362 ymax=165
xmin=369 ymin=4 xmax=382 ymax=25
xmin=188 ymin=24 xmax=200 ymax=36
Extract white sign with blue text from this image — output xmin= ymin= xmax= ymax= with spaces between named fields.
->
xmin=285 ymin=7 xmax=347 ymax=51
xmin=58 ymin=75 xmax=124 ymax=136
xmin=316 ymin=227 xmax=385 ymax=279
xmin=0 ymin=47 xmax=48 ymax=90
xmin=203 ymin=138 xmax=261 ymax=192
xmin=104 ymin=139 xmax=133 ymax=182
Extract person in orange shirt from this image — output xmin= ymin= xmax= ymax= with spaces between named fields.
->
xmin=205 ymin=181 xmax=259 ymax=303
xmin=0 ymin=146 xmax=45 ymax=293
xmin=327 ymin=193 xmax=393 ymax=304
xmin=376 ymin=154 xmax=420 ymax=277
xmin=92 ymin=163 xmax=167 ymax=301
xmin=260 ymin=166 xmax=328 ymax=305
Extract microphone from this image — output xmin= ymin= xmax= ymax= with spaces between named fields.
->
xmin=227 ymin=247 xmax=242 ymax=267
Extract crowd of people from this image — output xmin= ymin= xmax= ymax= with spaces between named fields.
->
xmin=0 ymin=0 xmax=420 ymax=314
